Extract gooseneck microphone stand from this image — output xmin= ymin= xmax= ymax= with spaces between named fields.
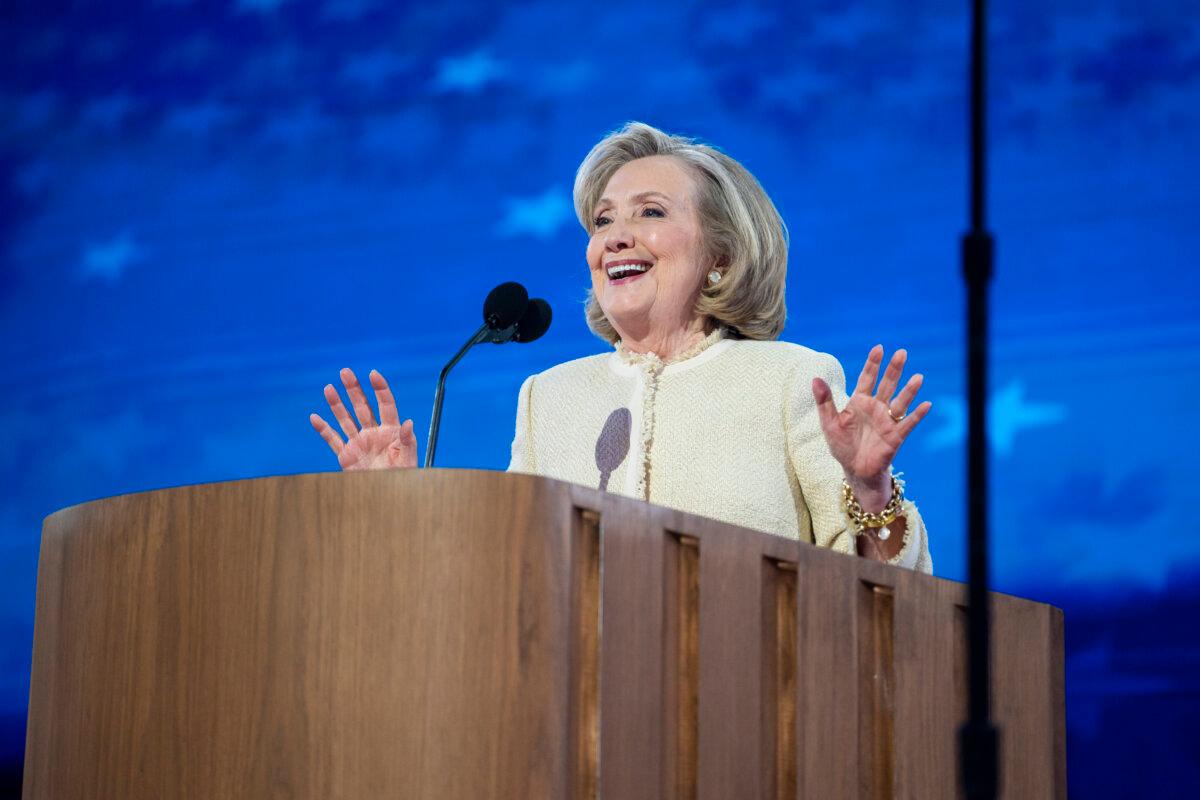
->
xmin=424 ymin=322 xmax=515 ymax=469
xmin=423 ymin=283 xmax=551 ymax=469
xmin=959 ymin=0 xmax=999 ymax=797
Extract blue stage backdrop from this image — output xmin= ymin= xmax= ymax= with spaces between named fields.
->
xmin=2 ymin=1 xmax=1198 ymax=796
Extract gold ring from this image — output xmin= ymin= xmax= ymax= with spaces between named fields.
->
xmin=888 ymin=407 xmax=906 ymax=423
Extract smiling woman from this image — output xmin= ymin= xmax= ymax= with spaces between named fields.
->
xmin=576 ymin=125 xmax=789 ymax=349
xmin=311 ymin=121 xmax=933 ymax=571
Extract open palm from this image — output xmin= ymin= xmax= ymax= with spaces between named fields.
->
xmin=310 ymin=368 xmax=418 ymax=471
xmin=812 ymin=345 xmax=931 ymax=482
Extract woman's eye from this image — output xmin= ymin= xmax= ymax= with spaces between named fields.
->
xmin=642 ymin=207 xmax=665 ymax=218
xmin=593 ymin=214 xmax=611 ymax=227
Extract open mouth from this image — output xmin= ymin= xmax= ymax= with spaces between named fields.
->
xmin=606 ymin=261 xmax=654 ymax=284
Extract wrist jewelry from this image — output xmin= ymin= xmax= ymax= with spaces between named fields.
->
xmin=843 ymin=473 xmax=905 ymax=541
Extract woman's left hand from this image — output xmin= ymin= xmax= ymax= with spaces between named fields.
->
xmin=812 ymin=345 xmax=931 ymax=507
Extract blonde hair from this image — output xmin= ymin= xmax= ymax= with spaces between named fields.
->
xmin=573 ymin=122 xmax=789 ymax=343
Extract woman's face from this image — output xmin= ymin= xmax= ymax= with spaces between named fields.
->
xmin=586 ymin=155 xmax=710 ymax=343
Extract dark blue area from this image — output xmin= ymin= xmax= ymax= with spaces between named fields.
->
xmin=1 ymin=1 xmax=1197 ymax=796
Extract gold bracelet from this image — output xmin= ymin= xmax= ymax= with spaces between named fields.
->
xmin=843 ymin=473 xmax=905 ymax=541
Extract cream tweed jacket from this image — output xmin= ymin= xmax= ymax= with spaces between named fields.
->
xmin=507 ymin=330 xmax=933 ymax=573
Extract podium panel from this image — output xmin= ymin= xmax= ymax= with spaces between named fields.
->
xmin=24 ymin=470 xmax=1064 ymax=798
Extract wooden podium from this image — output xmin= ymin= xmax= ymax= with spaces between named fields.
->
xmin=23 ymin=470 xmax=1064 ymax=798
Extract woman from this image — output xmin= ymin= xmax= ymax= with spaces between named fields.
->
xmin=311 ymin=123 xmax=933 ymax=571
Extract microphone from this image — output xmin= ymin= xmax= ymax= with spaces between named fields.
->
xmin=484 ymin=281 xmax=528 ymax=329
xmin=425 ymin=283 xmax=553 ymax=468
xmin=514 ymin=298 xmax=552 ymax=343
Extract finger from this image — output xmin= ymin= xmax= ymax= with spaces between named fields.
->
xmin=324 ymin=383 xmax=359 ymax=438
xmin=890 ymin=373 xmax=924 ymax=416
xmin=853 ymin=344 xmax=885 ymax=395
xmin=370 ymin=369 xmax=401 ymax=427
xmin=399 ymin=418 xmax=417 ymax=446
xmin=309 ymin=413 xmax=344 ymax=455
xmin=388 ymin=420 xmax=419 ymax=468
xmin=341 ymin=368 xmax=378 ymax=429
xmin=896 ymin=400 xmax=933 ymax=438
xmin=812 ymin=377 xmax=840 ymax=430
xmin=874 ymin=349 xmax=907 ymax=401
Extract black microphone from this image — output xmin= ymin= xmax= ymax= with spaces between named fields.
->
xmin=514 ymin=298 xmax=552 ymax=343
xmin=484 ymin=281 xmax=528 ymax=329
xmin=425 ymin=283 xmax=553 ymax=467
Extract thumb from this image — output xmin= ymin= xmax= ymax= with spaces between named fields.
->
xmin=811 ymin=377 xmax=838 ymax=430
xmin=399 ymin=419 xmax=417 ymax=447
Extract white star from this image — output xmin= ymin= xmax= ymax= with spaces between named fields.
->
xmin=989 ymin=381 xmax=1067 ymax=455
xmin=495 ymin=188 xmax=572 ymax=240
xmin=81 ymin=232 xmax=144 ymax=282
xmin=433 ymin=51 xmax=507 ymax=94
xmin=925 ymin=380 xmax=1067 ymax=456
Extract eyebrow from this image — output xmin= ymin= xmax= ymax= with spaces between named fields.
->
xmin=595 ymin=190 xmax=673 ymax=208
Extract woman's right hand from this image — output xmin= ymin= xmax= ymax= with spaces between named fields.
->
xmin=310 ymin=368 xmax=419 ymax=471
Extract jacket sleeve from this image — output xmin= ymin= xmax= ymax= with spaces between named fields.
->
xmin=784 ymin=351 xmax=933 ymax=574
xmin=506 ymin=375 xmax=537 ymax=474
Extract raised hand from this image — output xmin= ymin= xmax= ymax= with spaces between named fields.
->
xmin=310 ymin=368 xmax=419 ymax=471
xmin=812 ymin=345 xmax=931 ymax=495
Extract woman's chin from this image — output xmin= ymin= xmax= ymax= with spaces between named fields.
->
xmin=601 ymin=297 xmax=654 ymax=331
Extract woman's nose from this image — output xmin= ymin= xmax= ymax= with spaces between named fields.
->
xmin=604 ymin=218 xmax=634 ymax=251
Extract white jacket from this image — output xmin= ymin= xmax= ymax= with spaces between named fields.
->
xmin=507 ymin=330 xmax=932 ymax=573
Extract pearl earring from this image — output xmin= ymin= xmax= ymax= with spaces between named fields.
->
xmin=707 ymin=270 xmax=722 ymax=286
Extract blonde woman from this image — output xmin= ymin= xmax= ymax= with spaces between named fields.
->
xmin=312 ymin=122 xmax=933 ymax=571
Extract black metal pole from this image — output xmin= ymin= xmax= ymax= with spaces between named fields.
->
xmin=958 ymin=0 xmax=999 ymax=797
xmin=424 ymin=324 xmax=489 ymax=468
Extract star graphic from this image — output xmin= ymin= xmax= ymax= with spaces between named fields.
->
xmin=433 ymin=51 xmax=507 ymax=94
xmin=495 ymin=188 xmax=572 ymax=240
xmin=925 ymin=380 xmax=1068 ymax=456
xmin=81 ymin=232 xmax=144 ymax=282
xmin=989 ymin=381 xmax=1067 ymax=454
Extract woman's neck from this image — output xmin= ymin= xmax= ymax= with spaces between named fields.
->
xmin=617 ymin=316 xmax=714 ymax=362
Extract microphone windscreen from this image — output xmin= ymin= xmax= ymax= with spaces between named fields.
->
xmin=483 ymin=282 xmax=529 ymax=330
xmin=514 ymin=298 xmax=552 ymax=343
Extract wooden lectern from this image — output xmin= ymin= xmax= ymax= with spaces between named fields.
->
xmin=24 ymin=470 xmax=1064 ymax=798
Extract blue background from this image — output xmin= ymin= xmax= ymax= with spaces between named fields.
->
xmin=2 ymin=0 xmax=1198 ymax=795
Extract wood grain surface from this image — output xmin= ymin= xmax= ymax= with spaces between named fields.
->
xmin=24 ymin=470 xmax=1065 ymax=798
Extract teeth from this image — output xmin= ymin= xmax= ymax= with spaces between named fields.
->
xmin=607 ymin=262 xmax=651 ymax=279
